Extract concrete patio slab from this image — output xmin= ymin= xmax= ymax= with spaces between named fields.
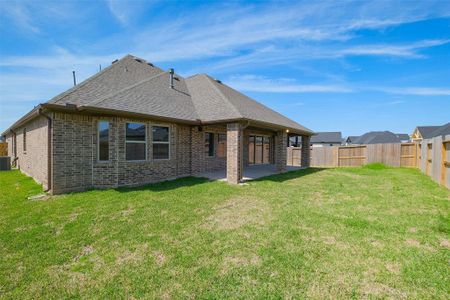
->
xmin=195 ymin=164 xmax=305 ymax=181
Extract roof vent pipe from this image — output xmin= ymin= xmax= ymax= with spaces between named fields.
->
xmin=72 ymin=71 xmax=76 ymax=86
xmin=169 ymin=68 xmax=174 ymax=89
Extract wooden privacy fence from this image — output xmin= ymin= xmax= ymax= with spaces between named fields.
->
xmin=287 ymin=138 xmax=450 ymax=189
xmin=0 ymin=142 xmax=7 ymax=156
xmin=417 ymin=134 xmax=450 ymax=189
xmin=287 ymin=143 xmax=418 ymax=168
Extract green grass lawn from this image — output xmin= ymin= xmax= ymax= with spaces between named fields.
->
xmin=0 ymin=165 xmax=449 ymax=299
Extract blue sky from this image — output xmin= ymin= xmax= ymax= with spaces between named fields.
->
xmin=0 ymin=0 xmax=449 ymax=136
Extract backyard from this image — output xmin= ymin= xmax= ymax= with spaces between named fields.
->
xmin=0 ymin=165 xmax=449 ymax=299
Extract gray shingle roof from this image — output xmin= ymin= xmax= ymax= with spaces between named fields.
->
xmin=185 ymin=74 xmax=312 ymax=133
xmin=428 ymin=123 xmax=450 ymax=138
xmin=89 ymin=71 xmax=199 ymax=122
xmin=4 ymin=54 xmax=313 ymax=135
xmin=346 ymin=136 xmax=359 ymax=143
xmin=353 ymin=131 xmax=403 ymax=144
xmin=416 ymin=126 xmax=441 ymax=139
xmin=49 ymin=55 xmax=164 ymax=106
xmin=395 ymin=133 xmax=410 ymax=141
xmin=310 ymin=132 xmax=342 ymax=143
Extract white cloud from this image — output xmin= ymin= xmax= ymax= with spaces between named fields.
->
xmin=379 ymin=87 xmax=450 ymax=96
xmin=337 ymin=39 xmax=450 ymax=58
xmin=0 ymin=2 xmax=39 ymax=33
xmin=106 ymin=0 xmax=157 ymax=26
xmin=224 ymin=75 xmax=450 ymax=97
xmin=225 ymin=75 xmax=352 ymax=93
xmin=387 ymin=100 xmax=405 ymax=105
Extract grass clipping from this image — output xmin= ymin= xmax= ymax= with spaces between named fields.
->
xmin=202 ymin=196 xmax=270 ymax=231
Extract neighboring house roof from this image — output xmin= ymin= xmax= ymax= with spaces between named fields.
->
xmin=353 ymin=131 xmax=404 ymax=144
xmin=395 ymin=133 xmax=410 ymax=141
xmin=346 ymin=136 xmax=359 ymax=143
xmin=428 ymin=122 xmax=450 ymax=138
xmin=310 ymin=132 xmax=342 ymax=144
xmin=2 ymin=54 xmax=313 ymax=136
xmin=415 ymin=126 xmax=441 ymax=139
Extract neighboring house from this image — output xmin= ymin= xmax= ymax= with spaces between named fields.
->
xmin=396 ymin=133 xmax=411 ymax=143
xmin=310 ymin=132 xmax=342 ymax=147
xmin=2 ymin=55 xmax=313 ymax=194
xmin=345 ymin=136 xmax=359 ymax=145
xmin=411 ymin=124 xmax=450 ymax=142
xmin=352 ymin=131 xmax=409 ymax=144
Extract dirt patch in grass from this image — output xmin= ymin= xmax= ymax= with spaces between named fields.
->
xmin=385 ymin=262 xmax=401 ymax=274
xmin=74 ymin=245 xmax=94 ymax=261
xmin=322 ymin=235 xmax=336 ymax=245
xmin=202 ymin=196 xmax=270 ymax=230
xmin=440 ymin=239 xmax=450 ymax=249
xmin=116 ymin=243 xmax=149 ymax=265
xmin=361 ymin=282 xmax=407 ymax=299
xmin=221 ymin=252 xmax=261 ymax=274
xmin=153 ymin=251 xmax=166 ymax=266
xmin=408 ymin=227 xmax=418 ymax=233
xmin=405 ymin=238 xmax=421 ymax=247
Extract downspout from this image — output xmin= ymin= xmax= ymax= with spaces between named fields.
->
xmin=38 ymin=109 xmax=52 ymax=193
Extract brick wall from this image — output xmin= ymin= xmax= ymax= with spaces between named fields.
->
xmin=301 ymin=135 xmax=311 ymax=167
xmin=52 ymin=113 xmax=194 ymax=193
xmin=5 ymin=111 xmax=297 ymax=193
xmin=226 ymin=123 xmax=243 ymax=184
xmin=6 ymin=116 xmax=49 ymax=189
xmin=191 ymin=125 xmax=227 ymax=174
xmin=275 ymin=130 xmax=287 ymax=172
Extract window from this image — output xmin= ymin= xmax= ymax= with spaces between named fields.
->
xmin=23 ymin=128 xmax=26 ymax=152
xmin=126 ymin=123 xmax=146 ymax=161
xmin=98 ymin=121 xmax=109 ymax=161
xmin=217 ymin=133 xmax=227 ymax=157
xmin=152 ymin=126 xmax=170 ymax=160
xmin=205 ymin=132 xmax=215 ymax=157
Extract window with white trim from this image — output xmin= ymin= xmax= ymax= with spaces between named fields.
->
xmin=152 ymin=126 xmax=170 ymax=160
xmin=98 ymin=121 xmax=109 ymax=161
xmin=126 ymin=123 xmax=146 ymax=161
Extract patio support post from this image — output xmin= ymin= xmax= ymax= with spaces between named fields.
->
xmin=275 ymin=130 xmax=287 ymax=172
xmin=227 ymin=122 xmax=243 ymax=184
xmin=301 ymin=135 xmax=311 ymax=167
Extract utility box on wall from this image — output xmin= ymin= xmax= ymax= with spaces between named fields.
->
xmin=0 ymin=156 xmax=11 ymax=171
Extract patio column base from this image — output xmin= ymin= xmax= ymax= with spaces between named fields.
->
xmin=227 ymin=123 xmax=243 ymax=184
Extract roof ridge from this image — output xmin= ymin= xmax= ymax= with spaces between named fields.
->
xmin=202 ymin=74 xmax=243 ymax=118
xmin=48 ymin=54 xmax=132 ymax=104
xmin=85 ymin=71 xmax=168 ymax=107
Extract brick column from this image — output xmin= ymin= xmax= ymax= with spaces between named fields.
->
xmin=227 ymin=123 xmax=243 ymax=184
xmin=275 ymin=130 xmax=287 ymax=172
xmin=301 ymin=135 xmax=311 ymax=167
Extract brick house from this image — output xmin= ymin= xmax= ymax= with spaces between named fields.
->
xmin=2 ymin=55 xmax=313 ymax=194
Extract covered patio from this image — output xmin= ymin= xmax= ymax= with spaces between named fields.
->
xmin=197 ymin=164 xmax=305 ymax=182
xmin=222 ymin=122 xmax=311 ymax=184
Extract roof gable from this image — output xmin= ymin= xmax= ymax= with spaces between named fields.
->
xmin=185 ymin=74 xmax=312 ymax=133
xmin=49 ymin=55 xmax=164 ymax=106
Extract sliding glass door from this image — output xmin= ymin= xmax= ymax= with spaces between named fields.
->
xmin=248 ymin=135 xmax=272 ymax=164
